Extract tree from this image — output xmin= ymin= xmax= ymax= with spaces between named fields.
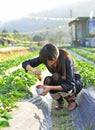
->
xmin=2 ymin=29 xmax=8 ymax=37
xmin=13 ymin=29 xmax=20 ymax=37
xmin=32 ymin=35 xmax=45 ymax=42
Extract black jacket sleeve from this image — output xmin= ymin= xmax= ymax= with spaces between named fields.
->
xmin=22 ymin=56 xmax=42 ymax=71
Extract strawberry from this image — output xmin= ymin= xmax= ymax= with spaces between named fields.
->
xmin=36 ymin=85 xmax=42 ymax=89
xmin=38 ymin=76 xmax=42 ymax=81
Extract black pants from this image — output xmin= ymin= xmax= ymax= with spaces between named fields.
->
xmin=43 ymin=73 xmax=64 ymax=94
xmin=44 ymin=73 xmax=83 ymax=95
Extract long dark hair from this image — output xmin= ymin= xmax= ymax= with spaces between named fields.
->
xmin=58 ymin=49 xmax=76 ymax=80
xmin=58 ymin=49 xmax=68 ymax=80
xmin=39 ymin=43 xmax=59 ymax=65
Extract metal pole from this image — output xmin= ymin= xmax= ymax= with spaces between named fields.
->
xmin=70 ymin=9 xmax=73 ymax=46
xmin=87 ymin=19 xmax=91 ymax=47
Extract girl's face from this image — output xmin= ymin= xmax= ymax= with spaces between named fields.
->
xmin=47 ymin=57 xmax=58 ymax=68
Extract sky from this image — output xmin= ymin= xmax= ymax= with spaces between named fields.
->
xmin=0 ymin=0 xmax=80 ymax=22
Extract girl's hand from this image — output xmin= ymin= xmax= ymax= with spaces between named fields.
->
xmin=26 ymin=65 xmax=42 ymax=81
xmin=32 ymin=68 xmax=41 ymax=76
xmin=40 ymin=85 xmax=51 ymax=96
xmin=32 ymin=69 xmax=42 ymax=81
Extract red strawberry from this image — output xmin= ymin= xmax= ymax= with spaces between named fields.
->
xmin=36 ymin=85 xmax=42 ymax=89
xmin=38 ymin=76 xmax=42 ymax=81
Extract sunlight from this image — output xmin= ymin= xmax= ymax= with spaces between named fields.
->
xmin=0 ymin=0 xmax=81 ymax=22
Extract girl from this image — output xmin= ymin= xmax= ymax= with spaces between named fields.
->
xmin=22 ymin=43 xmax=83 ymax=110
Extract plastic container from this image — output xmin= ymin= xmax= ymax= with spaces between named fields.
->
xmin=36 ymin=85 xmax=44 ymax=95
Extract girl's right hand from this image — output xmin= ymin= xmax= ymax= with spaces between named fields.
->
xmin=32 ymin=68 xmax=41 ymax=76
xmin=32 ymin=68 xmax=42 ymax=81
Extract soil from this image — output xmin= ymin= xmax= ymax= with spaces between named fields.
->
xmin=51 ymin=100 xmax=76 ymax=130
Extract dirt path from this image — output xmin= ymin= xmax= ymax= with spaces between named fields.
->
xmin=51 ymin=100 xmax=75 ymax=130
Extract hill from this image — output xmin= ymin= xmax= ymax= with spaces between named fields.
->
xmin=0 ymin=0 xmax=95 ymax=32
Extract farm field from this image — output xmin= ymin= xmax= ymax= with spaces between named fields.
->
xmin=51 ymin=46 xmax=95 ymax=130
xmin=0 ymin=45 xmax=45 ymax=129
xmin=0 ymin=45 xmax=95 ymax=129
xmin=0 ymin=49 xmax=31 ymax=62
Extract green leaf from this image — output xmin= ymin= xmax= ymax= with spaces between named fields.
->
xmin=2 ymin=112 xmax=12 ymax=120
xmin=0 ymin=118 xmax=9 ymax=127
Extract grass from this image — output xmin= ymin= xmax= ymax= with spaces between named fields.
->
xmin=51 ymin=100 xmax=77 ymax=130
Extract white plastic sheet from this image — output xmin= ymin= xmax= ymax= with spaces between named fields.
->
xmin=71 ymin=87 xmax=95 ymax=130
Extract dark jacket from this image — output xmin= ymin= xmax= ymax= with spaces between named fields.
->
xmin=22 ymin=52 xmax=83 ymax=94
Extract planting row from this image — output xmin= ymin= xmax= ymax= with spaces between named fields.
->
xmin=70 ymin=48 xmax=95 ymax=63
xmin=0 ymin=47 xmax=95 ymax=128
xmin=0 ymin=51 xmax=39 ymax=75
xmin=0 ymin=64 xmax=45 ymax=128
xmin=83 ymin=47 xmax=95 ymax=53
xmin=74 ymin=57 xmax=95 ymax=87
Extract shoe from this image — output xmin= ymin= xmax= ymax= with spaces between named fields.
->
xmin=65 ymin=93 xmax=77 ymax=111
xmin=55 ymin=96 xmax=64 ymax=110
xmin=67 ymin=101 xmax=77 ymax=111
xmin=55 ymin=100 xmax=64 ymax=110
xmin=55 ymin=104 xmax=63 ymax=110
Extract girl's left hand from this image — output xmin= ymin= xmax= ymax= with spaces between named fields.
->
xmin=40 ymin=85 xmax=51 ymax=96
